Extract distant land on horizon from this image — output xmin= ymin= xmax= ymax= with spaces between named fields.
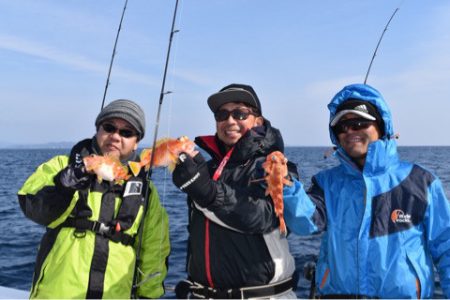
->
xmin=0 ymin=141 xmax=449 ymax=149
xmin=0 ymin=141 xmax=76 ymax=149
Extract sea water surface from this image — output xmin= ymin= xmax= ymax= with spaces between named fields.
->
xmin=0 ymin=146 xmax=449 ymax=298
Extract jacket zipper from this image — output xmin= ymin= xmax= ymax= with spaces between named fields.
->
xmin=204 ymin=218 xmax=214 ymax=287
xmin=337 ymin=151 xmax=367 ymax=294
xmin=203 ymin=147 xmax=235 ymax=288
xmin=356 ymin=185 xmax=366 ymax=295
xmin=339 ymin=150 xmax=366 ymax=295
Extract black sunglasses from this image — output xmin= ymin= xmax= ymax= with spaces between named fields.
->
xmin=214 ymin=108 xmax=257 ymax=122
xmin=101 ymin=123 xmax=137 ymax=138
xmin=333 ymin=118 xmax=375 ymax=135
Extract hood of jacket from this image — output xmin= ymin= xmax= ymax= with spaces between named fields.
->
xmin=195 ymin=118 xmax=284 ymax=163
xmin=327 ymin=83 xmax=398 ymax=175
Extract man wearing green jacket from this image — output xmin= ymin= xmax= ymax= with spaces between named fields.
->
xmin=18 ymin=99 xmax=170 ymax=299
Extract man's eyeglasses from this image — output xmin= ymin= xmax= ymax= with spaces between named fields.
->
xmin=333 ymin=118 xmax=375 ymax=135
xmin=214 ymin=108 xmax=257 ymax=122
xmin=101 ymin=123 xmax=137 ymax=138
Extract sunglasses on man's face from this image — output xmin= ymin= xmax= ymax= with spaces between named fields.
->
xmin=333 ymin=118 xmax=375 ymax=135
xmin=101 ymin=123 xmax=137 ymax=138
xmin=214 ymin=108 xmax=256 ymax=122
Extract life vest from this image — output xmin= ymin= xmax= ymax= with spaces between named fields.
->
xmin=57 ymin=138 xmax=147 ymax=246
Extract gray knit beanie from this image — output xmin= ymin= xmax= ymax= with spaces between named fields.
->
xmin=95 ymin=99 xmax=146 ymax=140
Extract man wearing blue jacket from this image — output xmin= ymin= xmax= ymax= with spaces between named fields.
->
xmin=283 ymin=83 xmax=450 ymax=298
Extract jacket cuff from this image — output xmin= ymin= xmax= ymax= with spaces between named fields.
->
xmin=194 ymin=182 xmax=218 ymax=208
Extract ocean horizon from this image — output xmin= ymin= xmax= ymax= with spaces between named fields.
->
xmin=1 ymin=146 xmax=448 ymax=298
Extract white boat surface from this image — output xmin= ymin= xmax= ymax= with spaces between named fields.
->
xmin=0 ymin=286 xmax=29 ymax=299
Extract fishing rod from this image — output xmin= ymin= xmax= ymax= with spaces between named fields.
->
xmin=364 ymin=7 xmax=400 ymax=84
xmin=146 ymin=1 xmax=180 ymax=180
xmin=100 ymin=0 xmax=129 ymax=110
xmin=131 ymin=0 xmax=180 ymax=297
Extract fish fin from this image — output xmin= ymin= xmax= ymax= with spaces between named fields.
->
xmin=128 ymin=161 xmax=142 ymax=177
xmin=105 ymin=154 xmax=124 ymax=166
xmin=140 ymin=148 xmax=151 ymax=158
xmin=155 ymin=137 xmax=171 ymax=147
xmin=249 ymin=177 xmax=265 ymax=183
xmin=139 ymin=148 xmax=152 ymax=166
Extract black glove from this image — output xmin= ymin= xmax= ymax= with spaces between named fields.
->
xmin=172 ymin=152 xmax=216 ymax=207
xmin=57 ymin=149 xmax=90 ymax=190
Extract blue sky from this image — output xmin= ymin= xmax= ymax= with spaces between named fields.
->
xmin=1 ymin=0 xmax=450 ymax=147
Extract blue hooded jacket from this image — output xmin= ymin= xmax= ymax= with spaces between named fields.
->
xmin=284 ymin=84 xmax=450 ymax=298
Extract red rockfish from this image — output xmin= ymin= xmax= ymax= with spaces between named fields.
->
xmin=262 ymin=151 xmax=293 ymax=236
xmin=129 ymin=136 xmax=197 ymax=176
xmin=83 ymin=154 xmax=130 ymax=184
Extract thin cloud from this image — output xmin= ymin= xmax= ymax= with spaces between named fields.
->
xmin=0 ymin=34 xmax=158 ymax=85
xmin=171 ymin=68 xmax=214 ymax=86
xmin=0 ymin=32 xmax=207 ymax=91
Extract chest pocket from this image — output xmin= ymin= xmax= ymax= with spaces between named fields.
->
xmin=115 ymin=176 xmax=146 ymax=231
xmin=370 ymin=165 xmax=433 ymax=238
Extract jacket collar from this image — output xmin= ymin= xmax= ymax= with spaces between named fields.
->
xmin=335 ymin=138 xmax=399 ymax=177
xmin=195 ymin=119 xmax=284 ymax=163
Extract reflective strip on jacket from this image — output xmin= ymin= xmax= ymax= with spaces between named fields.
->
xmin=18 ymin=155 xmax=170 ymax=299
xmin=283 ymin=84 xmax=450 ymax=298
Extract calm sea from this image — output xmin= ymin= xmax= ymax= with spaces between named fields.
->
xmin=0 ymin=146 xmax=448 ymax=298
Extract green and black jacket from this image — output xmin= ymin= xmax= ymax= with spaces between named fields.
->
xmin=18 ymin=139 xmax=170 ymax=299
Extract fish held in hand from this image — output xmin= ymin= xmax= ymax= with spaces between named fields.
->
xmin=83 ymin=154 xmax=131 ymax=184
xmin=128 ymin=136 xmax=197 ymax=176
xmin=262 ymin=151 xmax=293 ymax=235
